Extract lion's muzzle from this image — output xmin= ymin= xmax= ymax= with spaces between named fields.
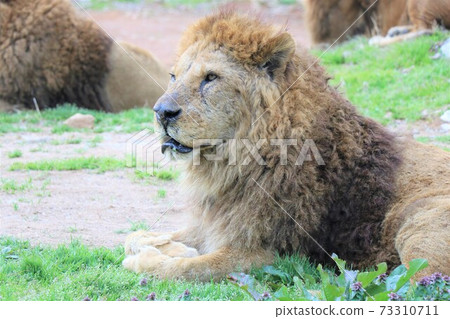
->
xmin=153 ymin=95 xmax=182 ymax=129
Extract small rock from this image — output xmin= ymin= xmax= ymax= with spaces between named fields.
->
xmin=440 ymin=110 xmax=450 ymax=123
xmin=440 ymin=123 xmax=450 ymax=132
xmin=440 ymin=38 xmax=450 ymax=58
xmin=63 ymin=113 xmax=95 ymax=129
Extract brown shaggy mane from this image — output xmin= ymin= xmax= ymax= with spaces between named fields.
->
xmin=180 ymin=11 xmax=404 ymax=269
xmin=0 ymin=0 xmax=113 ymax=110
xmin=305 ymin=117 xmax=402 ymax=268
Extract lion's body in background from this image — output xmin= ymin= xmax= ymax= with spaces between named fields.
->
xmin=0 ymin=0 xmax=169 ymax=112
xmin=304 ymin=0 xmax=450 ymax=46
xmin=304 ymin=0 xmax=369 ymax=46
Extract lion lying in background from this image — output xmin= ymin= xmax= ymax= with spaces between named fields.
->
xmin=304 ymin=0 xmax=369 ymax=46
xmin=122 ymin=11 xmax=450 ymax=281
xmin=0 ymin=0 xmax=169 ymax=112
xmin=305 ymin=0 xmax=450 ymax=47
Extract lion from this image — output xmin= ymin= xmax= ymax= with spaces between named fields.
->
xmin=304 ymin=0 xmax=369 ymax=47
xmin=304 ymin=0 xmax=450 ymax=47
xmin=370 ymin=0 xmax=450 ymax=46
xmin=122 ymin=11 xmax=450 ymax=281
xmin=0 ymin=0 xmax=169 ymax=113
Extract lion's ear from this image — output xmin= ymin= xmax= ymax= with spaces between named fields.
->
xmin=260 ymin=32 xmax=296 ymax=80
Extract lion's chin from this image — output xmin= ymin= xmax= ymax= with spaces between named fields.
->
xmin=161 ymin=137 xmax=193 ymax=154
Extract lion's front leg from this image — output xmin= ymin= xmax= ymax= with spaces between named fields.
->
xmin=370 ymin=29 xmax=433 ymax=46
xmin=122 ymin=246 xmax=274 ymax=281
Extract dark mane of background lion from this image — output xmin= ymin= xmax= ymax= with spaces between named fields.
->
xmin=0 ymin=0 xmax=169 ymax=112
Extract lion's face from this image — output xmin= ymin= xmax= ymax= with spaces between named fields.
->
xmin=153 ymin=13 xmax=297 ymax=159
xmin=153 ymin=44 xmax=254 ymax=156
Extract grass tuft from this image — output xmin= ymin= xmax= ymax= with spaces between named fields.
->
xmin=0 ymin=104 xmax=155 ymax=134
xmin=8 ymin=150 xmax=23 ymax=158
xmin=1 ymin=178 xmax=33 ymax=194
xmin=9 ymin=157 xmax=125 ymax=173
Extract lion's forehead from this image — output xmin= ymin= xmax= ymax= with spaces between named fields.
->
xmin=174 ymin=47 xmax=239 ymax=78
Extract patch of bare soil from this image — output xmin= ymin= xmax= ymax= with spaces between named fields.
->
xmin=0 ymin=130 xmax=189 ymax=248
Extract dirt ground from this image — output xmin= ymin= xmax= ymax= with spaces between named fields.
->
xmin=0 ymin=2 xmax=447 ymax=248
xmin=0 ymin=130 xmax=192 ymax=247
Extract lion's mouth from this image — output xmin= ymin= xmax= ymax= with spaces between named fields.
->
xmin=161 ymin=137 xmax=193 ymax=154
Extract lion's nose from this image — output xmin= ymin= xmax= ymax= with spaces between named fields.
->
xmin=153 ymin=99 xmax=182 ymax=126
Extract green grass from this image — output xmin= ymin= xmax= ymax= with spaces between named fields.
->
xmin=66 ymin=137 xmax=83 ymax=144
xmin=0 ymin=104 xmax=155 ymax=134
xmin=50 ymin=137 xmax=82 ymax=145
xmin=115 ymin=220 xmax=150 ymax=234
xmin=81 ymin=0 xmax=141 ymax=10
xmin=155 ymin=168 xmax=180 ymax=181
xmin=9 ymin=157 xmax=125 ymax=173
xmin=1 ymin=238 xmax=443 ymax=301
xmin=7 ymin=150 xmax=23 ymax=158
xmin=1 ymin=178 xmax=33 ymax=194
xmin=414 ymin=135 xmax=450 ymax=150
xmin=318 ymin=32 xmax=450 ymax=124
xmin=157 ymin=189 xmax=167 ymax=198
xmin=416 ymin=135 xmax=450 ymax=144
xmin=0 ymin=237 xmax=298 ymax=301
xmin=83 ymin=0 xmax=213 ymax=10
xmin=0 ymin=34 xmax=447 ymax=135
xmin=89 ymin=135 xmax=103 ymax=147
xmin=134 ymin=168 xmax=180 ymax=181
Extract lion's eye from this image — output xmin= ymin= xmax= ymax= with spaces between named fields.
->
xmin=205 ymin=73 xmax=218 ymax=82
xmin=170 ymin=73 xmax=176 ymax=82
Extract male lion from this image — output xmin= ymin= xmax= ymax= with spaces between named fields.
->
xmin=0 ymin=0 xmax=169 ymax=112
xmin=305 ymin=0 xmax=450 ymax=47
xmin=123 ymin=11 xmax=450 ymax=281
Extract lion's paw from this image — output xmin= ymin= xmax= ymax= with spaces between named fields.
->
xmin=124 ymin=230 xmax=172 ymax=255
xmin=387 ymin=26 xmax=412 ymax=37
xmin=157 ymin=241 xmax=199 ymax=258
xmin=368 ymin=35 xmax=385 ymax=46
xmin=122 ymin=246 xmax=172 ymax=273
xmin=124 ymin=230 xmax=198 ymax=258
